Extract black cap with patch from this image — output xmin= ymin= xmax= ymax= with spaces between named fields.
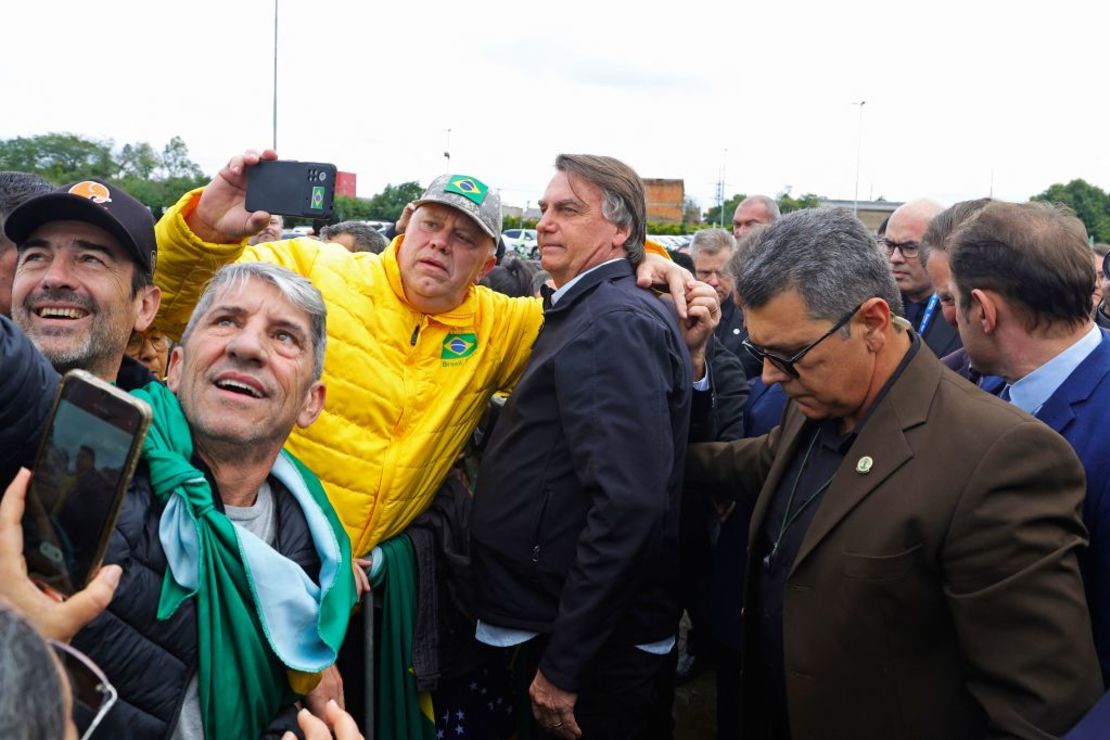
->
xmin=3 ymin=178 xmax=157 ymax=274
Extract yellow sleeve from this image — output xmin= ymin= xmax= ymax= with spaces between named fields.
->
xmin=495 ymin=294 xmax=545 ymax=393
xmin=644 ymin=238 xmax=670 ymax=258
xmin=153 ymin=188 xmax=326 ymax=340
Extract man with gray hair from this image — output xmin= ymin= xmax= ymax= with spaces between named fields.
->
xmin=687 ymin=207 xmax=1101 ymax=739
xmin=471 ymin=154 xmax=720 ymax=738
xmin=320 ymin=220 xmax=388 ymax=254
xmin=691 ymin=227 xmax=761 ymax=377
xmin=732 ymin=194 xmax=779 ymax=239
xmin=70 ymin=261 xmax=356 ymax=740
xmin=882 ymin=198 xmax=962 ymax=358
xmin=0 ymin=171 xmax=52 ymax=316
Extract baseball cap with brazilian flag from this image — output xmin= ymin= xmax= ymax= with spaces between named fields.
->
xmin=413 ymin=174 xmax=502 ymax=242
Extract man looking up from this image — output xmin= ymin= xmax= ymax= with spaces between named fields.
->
xmin=153 ymin=149 xmax=700 ymax=558
xmin=948 ymin=200 xmax=1110 ymax=683
xmin=470 ymin=155 xmax=715 ymax=739
xmin=732 ymin=195 xmax=779 ymax=239
xmin=72 ymin=262 xmax=354 ymax=740
xmin=0 ymin=171 xmax=52 ymax=316
xmin=687 ymin=207 xmax=1100 ymax=739
xmin=882 ymin=198 xmax=961 ymax=357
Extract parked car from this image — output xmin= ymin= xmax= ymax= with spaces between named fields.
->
xmin=502 ymin=228 xmax=538 ymax=257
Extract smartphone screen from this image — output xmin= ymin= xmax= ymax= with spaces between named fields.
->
xmin=22 ymin=372 xmax=150 ymax=596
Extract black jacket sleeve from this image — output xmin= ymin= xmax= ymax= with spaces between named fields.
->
xmin=689 ymin=339 xmax=750 ymax=443
xmin=0 ymin=315 xmax=60 ymax=488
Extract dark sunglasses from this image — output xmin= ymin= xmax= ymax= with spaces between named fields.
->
xmin=742 ymin=303 xmax=863 ymax=379
xmin=49 ymin=640 xmax=117 ymax=740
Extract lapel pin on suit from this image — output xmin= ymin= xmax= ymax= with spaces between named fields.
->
xmin=856 ymin=456 xmax=874 ymax=474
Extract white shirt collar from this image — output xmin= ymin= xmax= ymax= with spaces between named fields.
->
xmin=550 ymin=258 xmax=625 ymax=305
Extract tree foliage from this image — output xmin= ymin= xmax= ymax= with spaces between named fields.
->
xmin=1032 ymin=179 xmax=1110 ymax=242
xmin=778 ymin=191 xmax=821 ymax=214
xmin=0 ymin=132 xmax=208 ymax=217
xmin=0 ymin=133 xmax=116 ymax=182
xmin=328 ymin=182 xmax=424 ymax=225
xmin=703 ymin=190 xmax=822 ymax=225
xmin=704 ymin=194 xmax=745 ymax=227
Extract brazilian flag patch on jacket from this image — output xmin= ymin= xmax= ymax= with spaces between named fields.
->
xmin=441 ymin=333 xmax=478 ymax=360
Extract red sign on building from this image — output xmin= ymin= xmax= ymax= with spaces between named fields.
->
xmin=336 ymin=171 xmax=357 ymax=198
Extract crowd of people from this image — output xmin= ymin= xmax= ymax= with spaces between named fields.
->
xmin=0 ymin=148 xmax=1109 ymax=740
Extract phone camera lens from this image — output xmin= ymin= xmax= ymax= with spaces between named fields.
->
xmin=318 ymin=172 xmax=327 ymax=182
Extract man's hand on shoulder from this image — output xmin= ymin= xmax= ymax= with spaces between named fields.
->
xmin=529 ymin=669 xmax=581 ymax=739
xmin=636 ymin=252 xmax=691 ymax=319
xmin=187 ymin=148 xmax=280 ymax=244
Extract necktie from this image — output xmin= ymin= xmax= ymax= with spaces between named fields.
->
xmin=1000 ymin=385 xmax=1012 ymax=402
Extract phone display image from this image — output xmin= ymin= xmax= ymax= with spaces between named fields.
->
xmin=22 ymin=371 xmax=151 ymax=596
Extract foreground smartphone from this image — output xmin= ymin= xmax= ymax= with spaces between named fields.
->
xmin=22 ymin=370 xmax=152 ymax=596
xmin=246 ymin=159 xmax=337 ymax=219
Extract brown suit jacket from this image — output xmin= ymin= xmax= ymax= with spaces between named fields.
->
xmin=688 ymin=346 xmax=1102 ymax=739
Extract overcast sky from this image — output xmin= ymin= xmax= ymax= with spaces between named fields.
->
xmin=5 ymin=0 xmax=1106 ymax=213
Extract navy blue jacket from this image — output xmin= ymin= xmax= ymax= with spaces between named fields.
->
xmin=1034 ymin=329 xmax=1110 ymax=684
xmin=72 ymin=462 xmax=320 ymax=739
xmin=0 ymin=315 xmax=59 ymax=487
xmin=470 ymin=259 xmax=692 ymax=692
xmin=0 ymin=315 xmax=155 ymax=488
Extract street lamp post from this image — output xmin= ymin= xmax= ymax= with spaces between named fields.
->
xmin=853 ymin=100 xmax=866 ymax=216
xmin=272 ymin=0 xmax=279 ymax=151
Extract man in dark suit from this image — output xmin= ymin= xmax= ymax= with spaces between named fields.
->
xmin=687 ymin=207 xmax=1101 ymax=739
xmin=949 ymin=200 xmax=1110 ymax=685
xmin=470 ymin=154 xmax=720 ymax=739
xmin=882 ymin=199 xmax=962 ymax=358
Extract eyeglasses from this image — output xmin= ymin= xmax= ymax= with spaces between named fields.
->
xmin=126 ymin=331 xmax=171 ymax=355
xmin=742 ymin=303 xmax=863 ymax=379
xmin=880 ymin=238 xmax=921 ymax=259
xmin=49 ymin=640 xmax=117 ymax=740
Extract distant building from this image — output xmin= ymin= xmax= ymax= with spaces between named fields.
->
xmin=336 ymin=171 xmax=357 ymax=198
xmin=643 ymin=178 xmax=684 ymax=225
xmin=818 ymin=198 xmax=902 ymax=233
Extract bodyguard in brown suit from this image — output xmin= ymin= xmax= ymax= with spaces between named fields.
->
xmin=687 ymin=208 xmax=1102 ymax=740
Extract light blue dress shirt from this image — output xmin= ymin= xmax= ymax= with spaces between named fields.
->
xmin=1007 ymin=324 xmax=1102 ymax=415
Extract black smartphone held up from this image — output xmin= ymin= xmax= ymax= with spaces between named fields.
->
xmin=245 ymin=159 xmax=337 ymax=219
xmin=22 ymin=370 xmax=152 ymax=597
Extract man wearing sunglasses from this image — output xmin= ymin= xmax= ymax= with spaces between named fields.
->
xmin=882 ymin=199 xmax=962 ymax=358
xmin=686 ymin=207 xmax=1101 ymax=739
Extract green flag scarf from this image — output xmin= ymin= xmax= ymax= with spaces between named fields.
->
xmin=371 ymin=535 xmax=437 ymax=740
xmin=130 ymin=381 xmax=356 ymax=740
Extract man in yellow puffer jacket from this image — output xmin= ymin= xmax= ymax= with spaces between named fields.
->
xmin=154 ymin=150 xmax=697 ymax=558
